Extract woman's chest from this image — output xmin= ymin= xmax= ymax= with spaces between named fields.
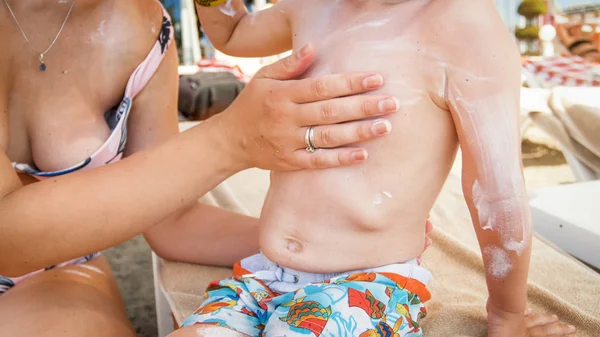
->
xmin=3 ymin=66 xmax=125 ymax=172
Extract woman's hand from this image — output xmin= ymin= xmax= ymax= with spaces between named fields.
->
xmin=217 ymin=44 xmax=399 ymax=171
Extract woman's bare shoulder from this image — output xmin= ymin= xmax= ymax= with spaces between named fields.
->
xmin=80 ymin=0 xmax=167 ymax=66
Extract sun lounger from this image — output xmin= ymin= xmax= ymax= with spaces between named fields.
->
xmin=528 ymin=86 xmax=600 ymax=181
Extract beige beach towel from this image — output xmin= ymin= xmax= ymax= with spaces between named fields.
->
xmin=159 ymin=162 xmax=600 ymax=336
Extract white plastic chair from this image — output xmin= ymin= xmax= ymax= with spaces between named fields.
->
xmin=153 ymin=252 xmax=175 ymax=337
xmin=529 ymin=180 xmax=600 ymax=269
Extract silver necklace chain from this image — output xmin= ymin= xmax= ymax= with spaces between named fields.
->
xmin=3 ymin=0 xmax=75 ymax=71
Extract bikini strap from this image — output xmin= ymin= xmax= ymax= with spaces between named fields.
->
xmin=124 ymin=3 xmax=174 ymax=100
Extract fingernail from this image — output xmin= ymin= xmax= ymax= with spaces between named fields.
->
xmin=378 ymin=97 xmax=400 ymax=113
xmin=363 ymin=74 xmax=383 ymax=89
xmin=371 ymin=119 xmax=392 ymax=136
xmin=552 ymin=315 xmax=558 ymax=319
xmin=351 ymin=150 xmax=368 ymax=162
xmin=568 ymin=325 xmax=576 ymax=330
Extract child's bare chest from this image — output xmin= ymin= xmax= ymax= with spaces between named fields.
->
xmin=289 ymin=4 xmax=446 ymax=94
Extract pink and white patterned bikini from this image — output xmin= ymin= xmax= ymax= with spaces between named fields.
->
xmin=0 ymin=5 xmax=173 ymax=296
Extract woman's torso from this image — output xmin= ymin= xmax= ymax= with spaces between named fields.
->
xmin=0 ymin=0 xmax=171 ymax=290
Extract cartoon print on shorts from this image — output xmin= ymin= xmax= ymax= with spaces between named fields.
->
xmin=360 ymin=315 xmax=404 ymax=337
xmin=388 ymin=292 xmax=427 ymax=335
xmin=348 ymin=287 xmax=387 ymax=319
xmin=279 ymin=297 xmax=332 ymax=337
xmin=334 ymin=272 xmax=378 ymax=284
xmin=193 ymin=299 xmax=237 ymax=315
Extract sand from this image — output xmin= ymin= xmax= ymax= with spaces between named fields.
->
xmin=105 ymin=237 xmax=157 ymax=337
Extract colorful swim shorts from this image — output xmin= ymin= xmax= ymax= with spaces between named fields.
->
xmin=181 ymin=253 xmax=432 ymax=337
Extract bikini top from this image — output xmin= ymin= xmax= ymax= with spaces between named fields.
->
xmin=12 ymin=4 xmax=174 ymax=180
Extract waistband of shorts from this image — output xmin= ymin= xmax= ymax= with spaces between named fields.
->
xmin=233 ymin=253 xmax=432 ymax=301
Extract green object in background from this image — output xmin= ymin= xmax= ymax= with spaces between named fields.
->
xmin=516 ymin=26 xmax=541 ymax=39
xmin=516 ymin=0 xmax=548 ymax=56
xmin=518 ymin=0 xmax=549 ymax=17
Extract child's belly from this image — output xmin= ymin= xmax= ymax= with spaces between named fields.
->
xmin=259 ymin=87 xmax=458 ymax=273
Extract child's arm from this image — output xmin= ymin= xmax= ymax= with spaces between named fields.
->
xmin=194 ymin=0 xmax=292 ymax=57
xmin=444 ymin=1 xmax=532 ymax=334
xmin=446 ymin=5 xmax=576 ymax=335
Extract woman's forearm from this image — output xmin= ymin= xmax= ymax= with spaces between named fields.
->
xmin=145 ymin=202 xmax=259 ymax=267
xmin=0 ymin=116 xmax=241 ymax=277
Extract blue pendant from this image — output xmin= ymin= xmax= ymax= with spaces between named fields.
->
xmin=39 ymin=54 xmax=46 ymax=72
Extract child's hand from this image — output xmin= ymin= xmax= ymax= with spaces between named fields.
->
xmin=487 ymin=306 xmax=576 ymax=337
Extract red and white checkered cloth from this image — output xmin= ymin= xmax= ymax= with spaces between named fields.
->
xmin=522 ymin=56 xmax=600 ymax=88
xmin=196 ymin=59 xmax=250 ymax=83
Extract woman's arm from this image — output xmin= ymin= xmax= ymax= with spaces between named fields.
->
xmin=195 ymin=0 xmax=293 ymax=57
xmin=0 ymin=112 xmax=241 ymax=277
xmin=146 ymin=203 xmax=259 ymax=266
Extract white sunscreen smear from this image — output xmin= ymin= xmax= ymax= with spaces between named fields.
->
xmin=219 ymin=0 xmax=237 ymax=17
xmin=346 ymin=18 xmax=392 ymax=33
xmin=447 ymin=68 xmax=531 ymax=257
xmin=373 ymin=190 xmax=393 ymax=205
xmin=62 ymin=269 xmax=92 ymax=279
xmin=79 ymin=264 xmax=105 ymax=275
xmin=484 ymin=246 xmax=513 ymax=279
xmin=98 ymin=20 xmax=106 ymax=37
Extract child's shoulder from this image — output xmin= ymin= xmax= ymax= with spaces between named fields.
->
xmin=426 ymin=0 xmax=517 ymax=61
xmin=275 ymin=0 xmax=323 ymax=19
xmin=428 ymin=0 xmax=497 ymax=20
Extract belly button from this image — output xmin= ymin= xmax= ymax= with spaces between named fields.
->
xmin=285 ymin=239 xmax=303 ymax=253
